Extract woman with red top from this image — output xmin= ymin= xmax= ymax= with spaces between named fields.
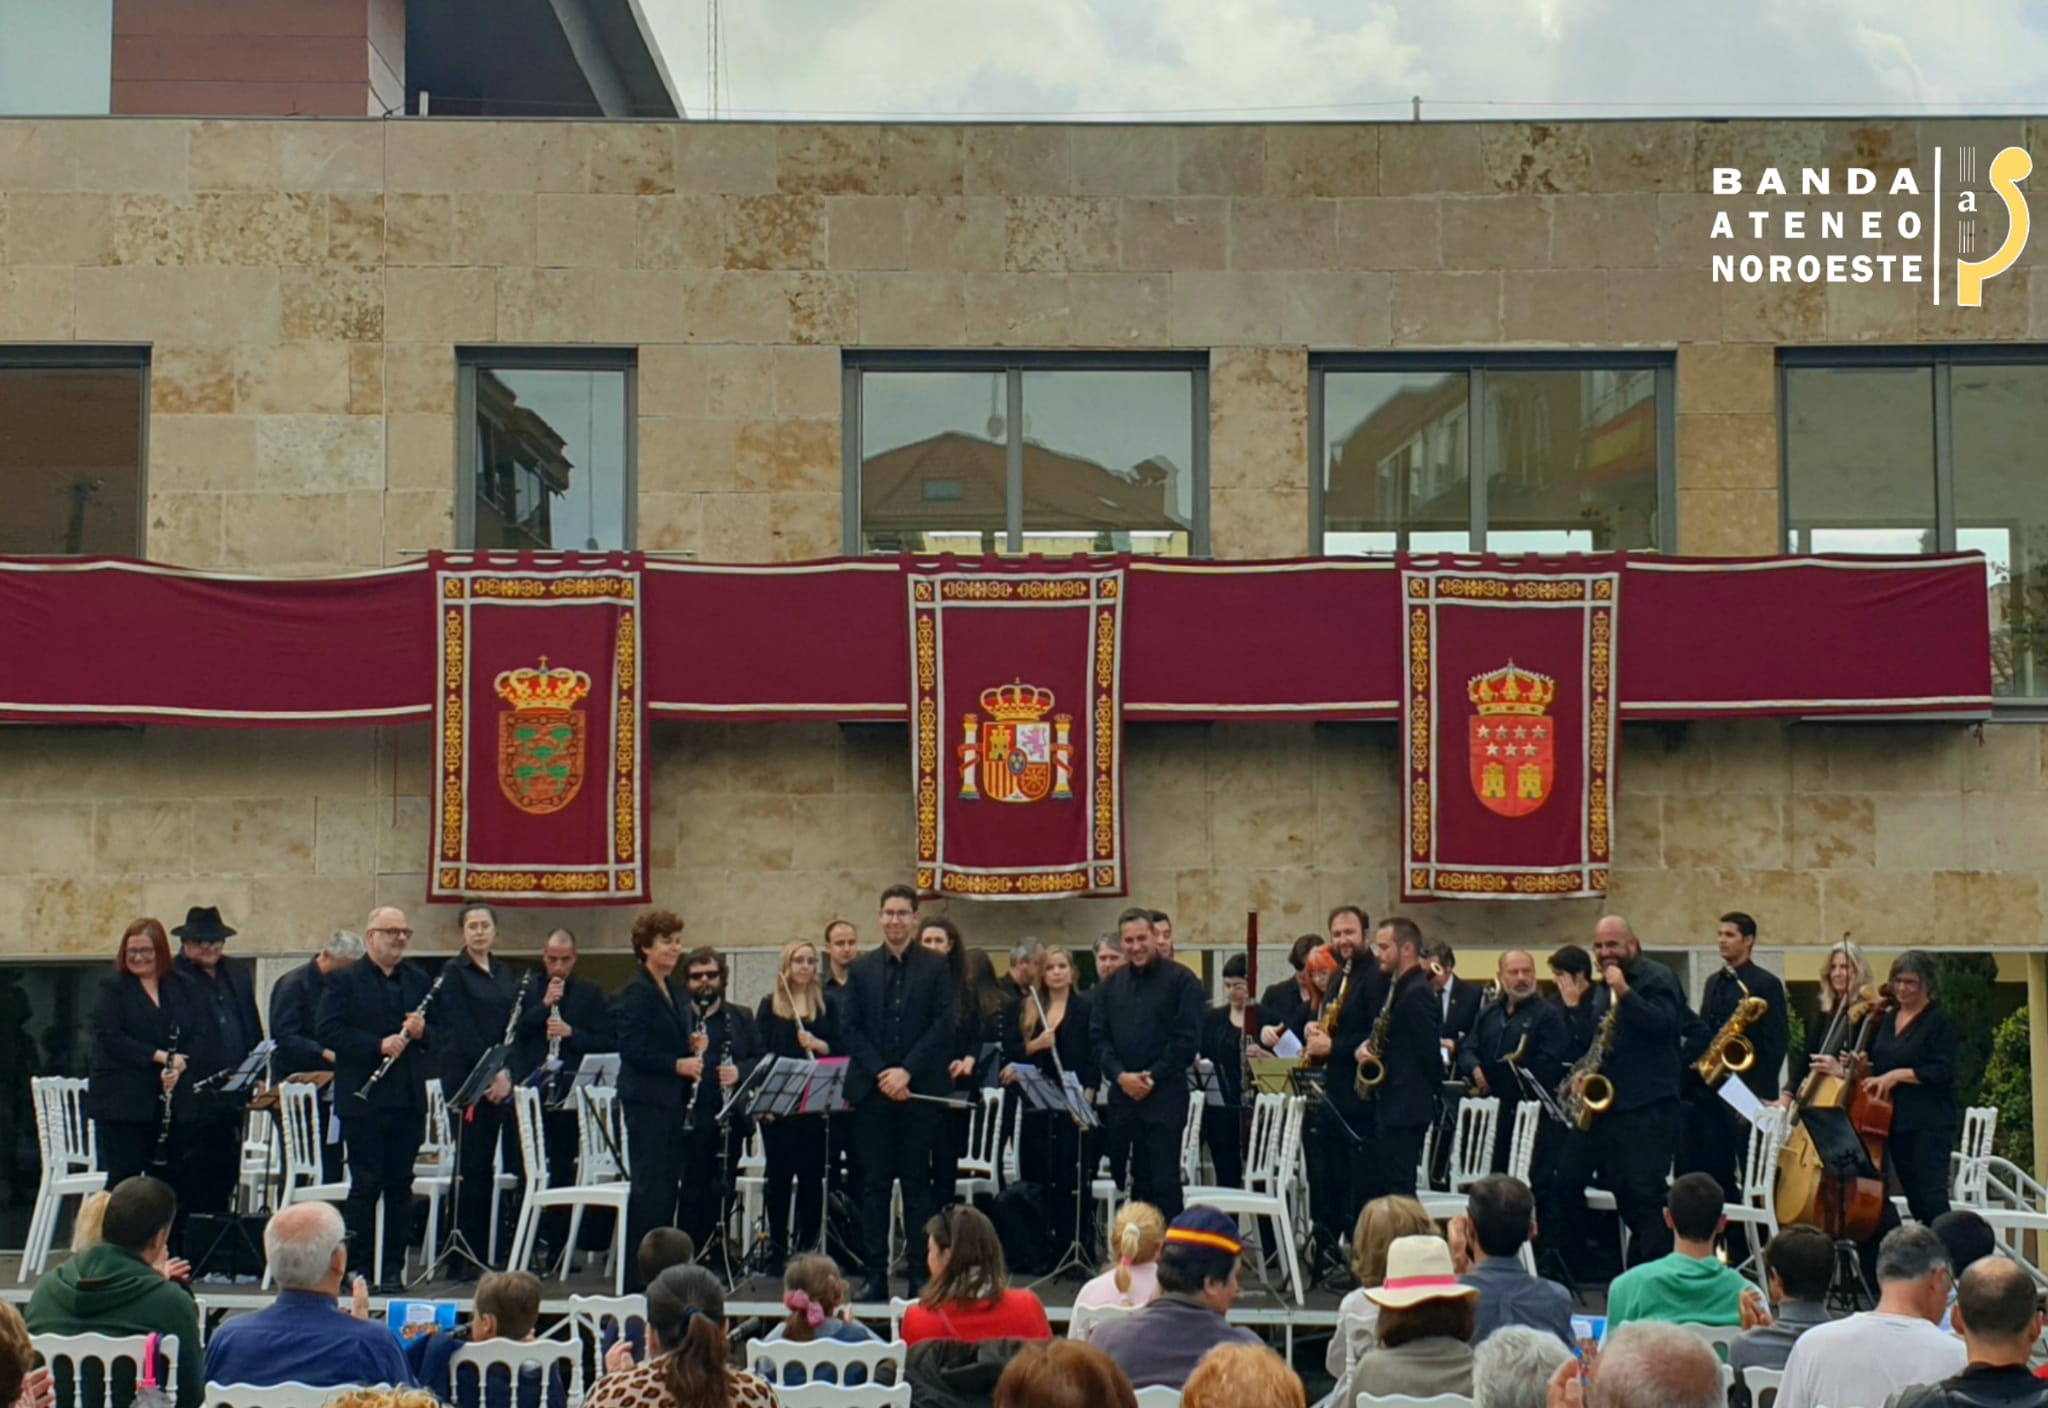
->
xmin=899 ymin=1206 xmax=1053 ymax=1345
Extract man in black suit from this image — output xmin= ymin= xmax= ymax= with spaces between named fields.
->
xmin=673 ymin=945 xmax=763 ymax=1260
xmin=1457 ymin=949 xmax=1569 ymax=1179
xmin=839 ymin=883 xmax=954 ymax=1303
xmin=1357 ymin=917 xmax=1442 ymax=1201
xmin=1429 ymin=941 xmax=1485 ymax=1074
xmin=171 ymin=905 xmax=262 ymax=1225
xmin=1679 ymin=910 xmax=1788 ymax=1258
xmin=270 ymin=928 xmax=366 ymax=1180
xmin=1091 ymin=906 xmax=1202 ymax=1219
xmin=318 ymin=906 xmax=432 ymax=1290
xmin=512 ymin=927 xmax=617 ymax=1265
xmin=1304 ymin=905 xmax=1381 ymax=1271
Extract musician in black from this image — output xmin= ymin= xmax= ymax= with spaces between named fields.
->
xmin=91 ymin=918 xmax=204 ymax=1188
xmin=839 ymin=883 xmax=955 ymax=1303
xmin=1549 ymin=915 xmax=1692 ymax=1276
xmin=613 ymin=909 xmax=695 ymax=1291
xmin=1255 ymin=932 xmax=1325 ymax=1051
xmin=1853 ymin=949 xmax=1961 ymax=1226
xmin=437 ymin=902 xmax=528 ymax=1271
xmin=1428 ymin=942 xmax=1485 ymax=1076
xmin=754 ymin=938 xmax=837 ymax=1264
xmin=1004 ymin=944 xmax=1097 ymax=1252
xmin=674 ymin=945 xmax=762 ymax=1259
xmin=918 ymin=917 xmax=981 ymax=1213
xmin=1197 ymin=954 xmax=1252 ymax=1189
xmin=1546 ymin=943 xmax=1599 ymax=1062
xmin=1091 ymin=906 xmax=1202 ymax=1220
xmin=1680 ymin=912 xmax=1789 ymax=1232
xmin=271 ymin=930 xmax=365 ymax=1181
xmin=511 ymin=927 xmax=616 ymax=1268
xmin=1356 ymin=917 xmax=1441 ymax=1202
xmin=318 ymin=906 xmax=432 ymax=1290
xmin=1456 ymin=949 xmax=1567 ymax=1180
xmin=1306 ymin=906 xmax=1381 ymax=1265
xmin=171 ymin=905 xmax=261 ymax=1226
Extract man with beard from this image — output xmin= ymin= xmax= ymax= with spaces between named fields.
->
xmin=170 ymin=906 xmax=262 ymax=1238
xmin=1355 ymin=917 xmax=1441 ymax=1201
xmin=511 ymin=928 xmax=616 ymax=1268
xmin=1456 ymin=950 xmax=1568 ymax=1182
xmin=1092 ymin=907 xmax=1202 ymax=1218
xmin=1303 ymin=906 xmax=1381 ymax=1278
xmin=672 ymin=946 xmax=762 ymax=1261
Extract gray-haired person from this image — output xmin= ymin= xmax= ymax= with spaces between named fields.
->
xmin=271 ymin=929 xmax=365 ymax=1178
xmin=1473 ymin=1325 xmax=1572 ymax=1408
xmin=1573 ymin=1322 xmax=1725 ymax=1408
xmin=1775 ymin=1224 xmax=1965 ymax=1408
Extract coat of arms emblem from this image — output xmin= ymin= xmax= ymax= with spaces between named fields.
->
xmin=494 ymin=655 xmax=591 ymax=815
xmin=1468 ymin=661 xmax=1556 ymax=818
xmin=957 ymin=679 xmax=1075 ymax=804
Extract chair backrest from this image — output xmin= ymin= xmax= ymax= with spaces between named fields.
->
xmin=1352 ymin=1395 xmax=1472 ymax=1408
xmin=753 ymin=1338 xmax=907 ymax=1388
xmin=1672 ymin=1322 xmax=1742 ymax=1361
xmin=1448 ymin=1097 xmax=1500 ymax=1192
xmin=1955 ymin=1105 xmax=2000 ymax=1203
xmin=1240 ymin=1093 xmax=1279 ymax=1180
xmin=1268 ymin=1096 xmax=1307 ymax=1190
xmin=1505 ymin=1099 xmax=1541 ymax=1185
xmin=450 ymin=1331 xmax=581 ymax=1408
xmin=1180 ymin=1091 xmax=1206 ymax=1181
xmin=1069 ymin=1300 xmax=1144 ymax=1343
xmin=576 ymin=1085 xmax=625 ymax=1183
xmin=1740 ymin=1105 xmax=1789 ymax=1204
xmin=423 ymin=1078 xmax=455 ymax=1158
xmin=960 ymin=1088 xmax=1003 ymax=1176
xmin=1743 ymin=1366 xmax=1784 ymax=1408
xmin=276 ymin=1082 xmax=326 ymax=1190
xmin=776 ymin=1385 xmax=912 ymax=1408
xmin=206 ymin=1383 xmax=381 ymax=1408
xmin=32 ymin=1076 xmax=96 ymax=1175
xmin=1133 ymin=1386 xmax=1182 ymax=1408
xmin=512 ymin=1085 xmax=549 ymax=1185
xmin=33 ymin=1331 xmax=179 ymax=1408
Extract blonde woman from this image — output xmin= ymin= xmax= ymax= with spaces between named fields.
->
xmin=1791 ymin=939 xmax=1877 ymax=1090
xmin=1007 ymin=946 xmax=1098 ymax=1245
xmin=1070 ymin=1203 xmax=1166 ymax=1337
xmin=753 ymin=940 xmax=836 ymax=1265
xmin=1320 ymin=1196 xmax=1436 ymax=1407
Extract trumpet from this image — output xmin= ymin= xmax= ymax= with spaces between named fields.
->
xmin=356 ymin=966 xmax=446 ymax=1101
xmin=1692 ymin=965 xmax=1771 ymax=1088
xmin=1354 ymin=979 xmax=1398 ymax=1098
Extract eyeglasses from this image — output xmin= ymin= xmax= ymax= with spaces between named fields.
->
xmin=185 ymin=937 xmax=225 ymax=947
xmin=371 ymin=927 xmax=415 ymax=939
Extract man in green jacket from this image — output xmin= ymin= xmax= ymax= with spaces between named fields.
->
xmin=26 ymin=1177 xmax=202 ymax=1408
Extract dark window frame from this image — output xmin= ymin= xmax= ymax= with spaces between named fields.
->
xmin=0 ymin=345 xmax=150 ymax=558
xmin=841 ymin=350 xmax=1211 ymax=556
xmin=454 ymin=347 xmax=638 ymax=552
xmin=1308 ymin=350 xmax=1678 ymax=555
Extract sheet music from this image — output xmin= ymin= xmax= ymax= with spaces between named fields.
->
xmin=1272 ymin=1031 xmax=1303 ymax=1059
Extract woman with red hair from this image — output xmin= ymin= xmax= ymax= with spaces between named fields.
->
xmin=89 ymin=918 xmax=203 ymax=1186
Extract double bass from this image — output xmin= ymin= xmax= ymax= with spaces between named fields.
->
xmin=1775 ymin=985 xmax=1893 ymax=1240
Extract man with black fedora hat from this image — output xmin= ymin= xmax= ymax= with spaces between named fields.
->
xmin=172 ymin=904 xmax=263 ymax=1235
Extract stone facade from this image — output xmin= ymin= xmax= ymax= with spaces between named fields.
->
xmin=1 ymin=115 xmax=2044 ymax=959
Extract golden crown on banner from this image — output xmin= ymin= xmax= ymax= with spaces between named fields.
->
xmin=980 ymin=679 xmax=1056 ymax=722
xmin=494 ymin=656 xmax=593 ymax=711
xmin=1468 ymin=661 xmax=1556 ymax=716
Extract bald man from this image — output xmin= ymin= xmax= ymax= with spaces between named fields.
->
xmin=1455 ymin=949 xmax=1568 ymax=1179
xmin=1547 ymin=916 xmax=1694 ymax=1278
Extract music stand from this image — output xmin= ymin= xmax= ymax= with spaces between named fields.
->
xmin=799 ymin=1058 xmax=852 ymax=1259
xmin=1015 ymin=1067 xmax=1097 ymax=1287
xmin=425 ymin=1040 xmax=516 ymax=1283
xmin=1248 ymin=1056 xmax=1300 ymax=1095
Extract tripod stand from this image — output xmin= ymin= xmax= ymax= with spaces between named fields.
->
xmin=419 ymin=1041 xmax=514 ymax=1286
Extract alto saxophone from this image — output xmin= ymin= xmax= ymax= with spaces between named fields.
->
xmin=1304 ymin=956 xmax=1352 ymax=1069
xmin=1559 ymin=996 xmax=1618 ymax=1130
xmin=1693 ymin=965 xmax=1771 ymax=1088
xmin=1353 ymin=979 xmax=1398 ymax=1098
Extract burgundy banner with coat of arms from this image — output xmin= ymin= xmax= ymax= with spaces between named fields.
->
xmin=431 ymin=552 xmax=648 ymax=905
xmin=908 ymin=563 xmax=1125 ymax=900
xmin=1401 ymin=556 xmax=1620 ymax=901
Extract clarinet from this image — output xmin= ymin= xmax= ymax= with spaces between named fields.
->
xmin=356 ymin=967 xmax=448 ymax=1101
xmin=150 ymin=1026 xmax=180 ymax=1167
xmin=546 ymin=1002 xmax=564 ymax=1065
xmin=681 ymin=997 xmax=712 ymax=1134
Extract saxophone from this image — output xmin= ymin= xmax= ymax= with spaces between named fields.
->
xmin=1559 ymin=997 xmax=1618 ymax=1130
xmin=1692 ymin=966 xmax=1771 ymax=1088
xmin=1304 ymin=954 xmax=1352 ymax=1069
xmin=1353 ymin=978 xmax=1398 ymax=1098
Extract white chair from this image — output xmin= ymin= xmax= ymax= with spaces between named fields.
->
xmin=207 ymin=1383 xmax=379 ymax=1408
xmin=1182 ymin=1092 xmax=1307 ymax=1304
xmin=777 ymin=1385 xmax=911 ymax=1408
xmin=1742 ymin=1365 xmax=1784 ymax=1408
xmin=1421 ymin=1097 xmax=1499 ymax=1219
xmin=21 ymin=1077 xmax=101 ymax=1280
xmin=753 ymin=1339 xmax=906 ymax=1388
xmin=411 ymin=1079 xmax=456 ymax=1278
xmin=1133 ymin=1387 xmax=1183 ymax=1408
xmin=576 ymin=1085 xmax=628 ymax=1184
xmin=1068 ymin=1300 xmax=1143 ymax=1343
xmin=450 ymin=1333 xmax=581 ymax=1408
xmin=1723 ymin=1105 xmax=1789 ymax=1296
xmin=1503 ymin=1101 xmax=1542 ymax=1274
xmin=1673 ymin=1322 xmax=1742 ymax=1361
xmin=507 ymin=1084 xmax=631 ymax=1291
xmin=266 ymin=1081 xmax=359 ymax=1288
xmin=32 ymin=1332 xmax=179 ymax=1408
xmin=568 ymin=1291 xmax=646 ymax=1365
xmin=1953 ymin=1105 xmax=1999 ymax=1205
xmin=1179 ymin=1090 xmax=1205 ymax=1183
xmin=1354 ymin=1396 xmax=1471 ymax=1408
xmin=737 ymin=1127 xmax=768 ymax=1259
xmin=958 ymin=1088 xmax=1005 ymax=1203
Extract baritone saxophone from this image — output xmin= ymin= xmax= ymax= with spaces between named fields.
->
xmin=1692 ymin=965 xmax=1771 ymax=1088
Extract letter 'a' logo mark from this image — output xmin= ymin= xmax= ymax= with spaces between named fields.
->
xmin=1468 ymin=661 xmax=1556 ymax=818
xmin=495 ymin=656 xmax=591 ymax=815
xmin=1959 ymin=146 xmax=2033 ymax=307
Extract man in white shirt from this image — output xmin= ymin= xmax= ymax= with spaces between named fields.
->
xmin=1775 ymin=1224 xmax=1965 ymax=1408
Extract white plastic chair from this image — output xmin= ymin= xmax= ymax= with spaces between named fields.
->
xmin=778 ymin=1386 xmax=911 ymax=1408
xmin=568 ymin=1291 xmax=646 ymax=1358
xmin=266 ymin=1081 xmax=358 ymax=1287
xmin=450 ymin=1331 xmax=581 ymax=1408
xmin=958 ymin=1088 xmax=1005 ymax=1203
xmin=1724 ymin=1105 xmax=1789 ymax=1296
xmin=1179 ymin=1090 xmax=1205 ymax=1183
xmin=737 ymin=1127 xmax=768 ymax=1257
xmin=20 ymin=1077 xmax=101 ymax=1280
xmin=410 ymin=1079 xmax=456 ymax=1277
xmin=1953 ymin=1105 xmax=1999 ymax=1205
xmin=207 ymin=1383 xmax=381 ymax=1408
xmin=1503 ymin=1100 xmax=1542 ymax=1275
xmin=1673 ymin=1322 xmax=1742 ymax=1361
xmin=32 ymin=1332 xmax=179 ymax=1408
xmin=1421 ymin=1097 xmax=1499 ymax=1219
xmin=1182 ymin=1092 xmax=1307 ymax=1304
xmin=1742 ymin=1365 xmax=1784 ymax=1408
xmin=576 ymin=1085 xmax=627 ymax=1183
xmin=1068 ymin=1300 xmax=1144 ymax=1343
xmin=753 ymin=1339 xmax=906 ymax=1388
xmin=1134 ymin=1387 xmax=1183 ymax=1408
xmin=507 ymin=1085 xmax=631 ymax=1291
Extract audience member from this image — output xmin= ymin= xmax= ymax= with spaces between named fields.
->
xmin=1776 ymin=1224 xmax=1965 ymax=1408
xmin=203 ymin=1203 xmax=411 ymax=1388
xmin=639 ymin=1227 xmax=695 ymax=1287
xmin=753 ymin=1255 xmax=878 ymax=1385
xmin=2 ymin=1301 xmax=53 ymax=1408
xmin=1729 ymin=1224 xmax=1835 ymax=1382
xmin=1604 ymin=1172 xmax=1748 ymax=1327
xmin=901 ymin=1206 xmax=1053 ymax=1345
xmin=1891 ymin=1257 xmax=2048 ymax=1408
xmin=1931 ymin=1209 xmax=1997 ymax=1333
xmin=1325 ymin=1195 xmax=1434 ymax=1386
xmin=995 ymin=1340 xmax=1138 ymax=1408
xmin=25 ymin=1176 xmax=201 ymax=1408
xmin=1071 ymin=1203 xmax=1166 ymax=1337
xmin=583 ymin=1264 xmax=780 ymax=1408
xmin=321 ymin=1393 xmax=440 ymax=1408
xmin=408 ymin=1271 xmax=565 ymax=1408
xmin=1472 ymin=1325 xmax=1571 ymax=1408
xmin=1545 ymin=1321 xmax=1724 ymax=1408
xmin=69 ymin=1192 xmax=109 ymax=1256
xmin=1354 ymin=1235 xmax=1478 ymax=1401
xmin=1182 ymin=1344 xmax=1303 ymax=1408
xmin=1091 ymin=1207 xmax=1262 ymax=1390
xmin=1458 ymin=1176 xmax=1574 ymax=1347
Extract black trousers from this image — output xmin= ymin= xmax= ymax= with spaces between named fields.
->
xmin=930 ymin=1104 xmax=970 ymax=1211
xmin=1307 ymin=1121 xmax=1357 ymax=1243
xmin=342 ymin=1106 xmax=424 ymax=1284
xmin=622 ymin=1100 xmax=687 ymax=1291
xmin=1887 ymin=1124 xmax=1955 ymax=1224
xmin=99 ymin=1119 xmax=156 ymax=1189
xmin=1113 ymin=1112 xmax=1183 ymax=1219
xmin=1368 ymin=1124 xmax=1426 ymax=1202
xmin=1680 ymin=1092 xmax=1751 ymax=1260
xmin=850 ymin=1093 xmax=939 ymax=1290
xmin=1019 ymin=1109 xmax=1086 ymax=1254
xmin=1201 ymin=1106 xmax=1244 ymax=1189
xmin=676 ymin=1120 xmax=745 ymax=1255
xmin=1553 ymin=1100 xmax=1680 ymax=1272
xmin=762 ymin=1114 xmax=828 ymax=1257
xmin=181 ymin=1115 xmax=240 ymax=1215
xmin=456 ymin=1098 xmax=515 ymax=1265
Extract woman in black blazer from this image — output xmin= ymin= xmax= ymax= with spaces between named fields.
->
xmin=90 ymin=918 xmax=201 ymax=1186
xmin=1003 ymin=946 xmax=1098 ymax=1257
xmin=917 ymin=918 xmax=980 ymax=1213
xmin=753 ymin=938 xmax=838 ymax=1263
xmin=611 ymin=909 xmax=697 ymax=1290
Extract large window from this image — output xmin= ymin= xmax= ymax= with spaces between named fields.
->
xmin=457 ymin=350 xmax=635 ymax=552
xmin=845 ymin=354 xmax=1207 ymax=555
xmin=1313 ymin=354 xmax=1673 ymax=555
xmin=1782 ymin=348 xmax=2048 ymax=700
xmin=0 ymin=351 xmax=146 ymax=556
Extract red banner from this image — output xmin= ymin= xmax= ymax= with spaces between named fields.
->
xmin=1402 ymin=558 xmax=1620 ymax=901
xmin=909 ymin=563 xmax=1125 ymax=900
xmin=431 ymin=553 xmax=647 ymax=906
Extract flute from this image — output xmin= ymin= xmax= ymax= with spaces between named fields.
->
xmin=781 ymin=974 xmax=818 ymax=1061
xmin=356 ymin=967 xmax=447 ymax=1101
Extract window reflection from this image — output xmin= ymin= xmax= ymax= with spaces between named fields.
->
xmin=0 ymin=364 xmax=144 ymax=556
xmin=469 ymin=366 xmax=630 ymax=552
xmin=1323 ymin=371 xmax=1473 ymax=555
xmin=1955 ymin=365 xmax=2048 ymax=699
xmin=1782 ymin=366 xmax=1936 ymax=555
xmin=1485 ymin=369 xmax=1659 ymax=552
xmin=859 ymin=371 xmax=1009 ymax=554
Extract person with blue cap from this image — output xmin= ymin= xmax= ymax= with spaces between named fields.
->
xmin=1088 ymin=1206 xmax=1263 ymax=1390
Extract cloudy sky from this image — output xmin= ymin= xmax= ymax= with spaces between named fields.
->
xmin=636 ymin=0 xmax=2048 ymax=122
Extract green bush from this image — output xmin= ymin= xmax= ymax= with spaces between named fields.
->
xmin=1931 ymin=953 xmax=2007 ymax=1108
xmin=1979 ymin=1006 xmax=2034 ymax=1169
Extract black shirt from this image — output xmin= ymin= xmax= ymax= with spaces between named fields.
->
xmin=839 ymin=941 xmax=955 ymax=1101
xmin=511 ymin=973 xmax=616 ymax=1086
xmin=755 ymin=992 xmax=839 ymax=1063
xmin=1005 ymin=989 xmax=1100 ymax=1091
xmin=1325 ymin=955 xmax=1390 ymax=1123
xmin=269 ymin=958 xmax=331 ymax=1079
xmin=1891 ymin=1362 xmax=2048 ymax=1408
xmin=1457 ymin=992 xmax=1569 ymax=1101
xmin=1199 ymin=1003 xmax=1250 ymax=1109
xmin=1693 ymin=959 xmax=1790 ymax=1101
xmin=1091 ymin=957 xmax=1203 ymax=1127
xmin=174 ymin=953 xmax=261 ymax=1079
xmin=1370 ymin=965 xmax=1443 ymax=1130
xmin=318 ymin=959 xmax=434 ymax=1110
xmin=1869 ymin=1002 xmax=1961 ymax=1137
xmin=684 ymin=1000 xmax=765 ymax=1130
xmin=1553 ymin=992 xmax=1600 ymax=1065
xmin=1600 ymin=954 xmax=1690 ymax=1113
xmin=437 ymin=954 xmax=530 ymax=1090
xmin=1256 ymin=977 xmax=1316 ymax=1046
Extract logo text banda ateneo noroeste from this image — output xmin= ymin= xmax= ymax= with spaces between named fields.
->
xmin=1708 ymin=144 xmax=2032 ymax=305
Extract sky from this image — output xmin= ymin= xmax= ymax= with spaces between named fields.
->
xmin=637 ymin=0 xmax=2048 ymax=122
